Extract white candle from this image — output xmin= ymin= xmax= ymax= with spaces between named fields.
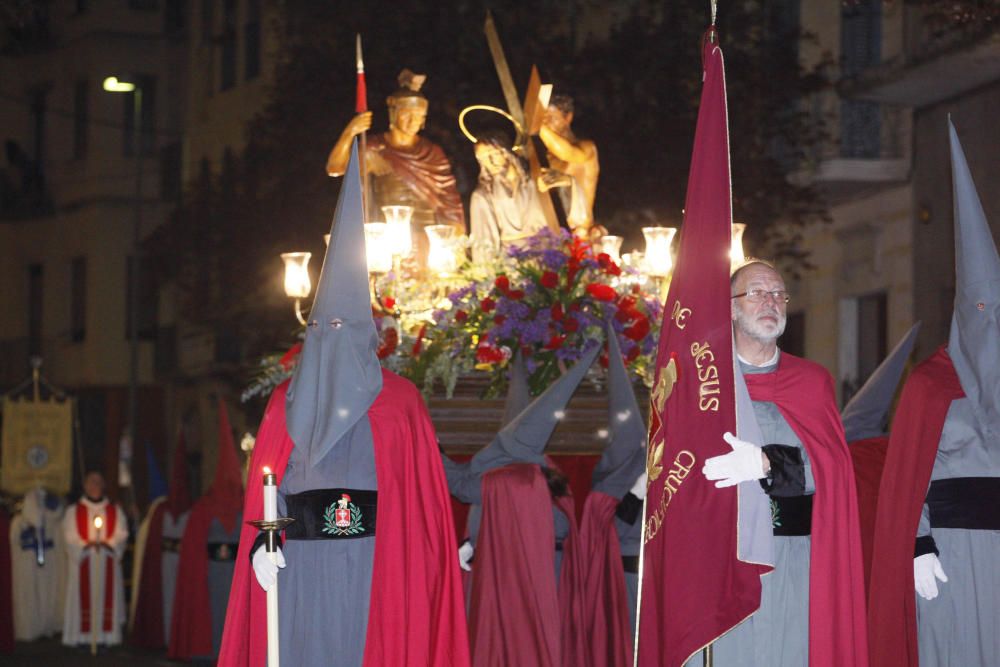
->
xmin=93 ymin=515 xmax=104 ymax=543
xmin=263 ymin=467 xmax=277 ymax=522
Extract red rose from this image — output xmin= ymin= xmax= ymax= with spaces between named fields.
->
xmin=568 ymin=302 xmax=582 ymax=313
xmin=599 ymin=353 xmax=609 ymax=368
xmin=508 ymin=289 xmax=525 ymax=300
xmin=476 ymin=343 xmax=504 ymax=364
xmin=540 ymin=270 xmax=559 ymax=289
xmin=376 ymin=328 xmax=399 ymax=359
xmin=382 ymin=296 xmax=396 ymax=310
xmin=626 ymin=346 xmax=640 ymax=363
xmin=481 ymin=297 xmax=496 ymax=313
xmin=455 ymin=310 xmax=468 ymax=323
xmin=494 ymin=275 xmax=510 ymax=293
xmin=623 ymin=316 xmax=651 ymax=341
xmin=550 ymin=302 xmax=564 ymax=321
xmin=586 ymin=283 xmax=617 ymax=302
xmin=544 ymin=335 xmax=567 ymax=350
xmin=411 ymin=324 xmax=427 ymax=357
xmin=279 ymin=342 xmax=303 ymax=370
xmin=597 ymin=253 xmax=611 ymax=268
xmin=563 ymin=317 xmax=580 ymax=332
xmin=493 ymin=314 xmax=506 ymax=325
xmin=606 ymin=262 xmax=622 ymax=277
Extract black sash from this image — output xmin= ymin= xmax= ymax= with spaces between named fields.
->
xmin=927 ymin=477 xmax=1000 ymax=530
xmin=771 ymin=494 xmax=813 ymax=536
xmin=284 ymin=489 xmax=377 ymax=540
xmin=622 ymin=555 xmax=639 ymax=574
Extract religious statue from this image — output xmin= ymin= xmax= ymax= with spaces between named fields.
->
xmin=536 ymin=95 xmax=607 ymax=242
xmin=468 ymin=129 xmax=548 ymax=264
xmin=325 ymin=69 xmax=465 ymax=260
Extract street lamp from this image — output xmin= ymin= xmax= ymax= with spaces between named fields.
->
xmin=103 ymin=75 xmax=143 ymax=497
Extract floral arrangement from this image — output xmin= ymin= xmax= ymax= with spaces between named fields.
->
xmin=244 ymin=229 xmax=663 ymax=401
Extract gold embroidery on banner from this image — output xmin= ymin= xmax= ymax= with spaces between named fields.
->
xmin=643 ymin=450 xmax=696 ymax=543
xmin=691 ymin=341 xmax=720 ymax=412
xmin=651 ymin=358 xmax=678 ymax=415
xmin=647 ymin=438 xmax=665 ymax=482
xmin=671 ymin=300 xmax=692 ymax=329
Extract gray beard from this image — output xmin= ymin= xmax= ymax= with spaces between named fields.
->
xmin=734 ymin=308 xmax=786 ymax=344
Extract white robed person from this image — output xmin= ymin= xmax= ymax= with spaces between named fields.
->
xmin=10 ymin=484 xmax=65 ymax=640
xmin=61 ymin=471 xmax=128 ymax=647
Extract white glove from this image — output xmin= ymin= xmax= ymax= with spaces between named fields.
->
xmin=914 ymin=553 xmax=948 ymax=600
xmin=702 ymin=432 xmax=766 ymax=488
xmin=458 ymin=540 xmax=474 ymax=572
xmin=630 ymin=471 xmax=648 ymax=500
xmin=252 ymin=545 xmax=286 ymax=592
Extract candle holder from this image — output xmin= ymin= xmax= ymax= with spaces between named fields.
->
xmin=248 ymin=517 xmax=296 ymax=553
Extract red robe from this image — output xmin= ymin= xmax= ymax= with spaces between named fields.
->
xmin=217 ymin=370 xmax=470 ymax=667
xmin=867 ymin=347 xmax=963 ymax=667
xmin=848 ymin=435 xmax=888 ymax=596
xmin=575 ymin=491 xmax=632 ymax=667
xmin=744 ymin=353 xmax=869 ymax=667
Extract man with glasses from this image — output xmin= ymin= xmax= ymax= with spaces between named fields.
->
xmin=695 ymin=260 xmax=869 ymax=666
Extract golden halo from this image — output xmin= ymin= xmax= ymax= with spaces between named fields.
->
xmin=458 ymin=105 xmax=526 ymax=150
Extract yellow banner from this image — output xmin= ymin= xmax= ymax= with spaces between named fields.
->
xmin=1 ymin=397 xmax=73 ymax=496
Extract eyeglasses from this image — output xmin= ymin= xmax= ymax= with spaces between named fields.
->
xmin=731 ymin=289 xmax=790 ymax=304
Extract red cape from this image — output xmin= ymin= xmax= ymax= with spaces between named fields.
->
xmin=131 ymin=500 xmax=168 ymax=648
xmin=217 ymin=371 xmax=469 ymax=667
xmin=576 ymin=491 xmax=632 ymax=667
xmin=848 ymin=435 xmax=888 ymax=596
xmin=867 ymin=347 xmax=963 ymax=667
xmin=369 ymin=134 xmax=465 ymax=227
xmin=469 ymin=465 xmax=561 ymax=667
xmin=744 ymin=353 xmax=869 ymax=667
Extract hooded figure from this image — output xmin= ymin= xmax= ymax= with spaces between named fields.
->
xmin=168 ymin=400 xmax=243 ymax=660
xmin=574 ymin=329 xmax=648 ymax=667
xmin=869 ymin=121 xmax=1000 ymax=667
xmin=217 ymin=140 xmax=468 ymax=667
xmin=129 ymin=428 xmax=192 ymax=648
xmin=841 ymin=323 xmax=920 ymax=594
xmin=450 ymin=344 xmax=599 ymax=667
xmin=10 ymin=486 xmax=65 ymax=640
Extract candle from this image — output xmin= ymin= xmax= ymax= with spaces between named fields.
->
xmin=93 ymin=515 xmax=104 ymax=544
xmin=263 ymin=466 xmax=277 ymax=522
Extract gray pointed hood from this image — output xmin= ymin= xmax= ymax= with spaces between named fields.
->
xmin=842 ymin=322 xmax=920 ymax=442
xmin=285 ymin=139 xmax=382 ymax=467
xmin=947 ymin=120 xmax=1000 ymax=428
xmin=591 ymin=330 xmax=647 ymax=498
xmin=469 ymin=344 xmax=601 ymax=476
xmin=501 ymin=351 xmax=531 ymax=427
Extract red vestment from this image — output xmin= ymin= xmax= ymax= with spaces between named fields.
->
xmin=368 ymin=134 xmax=464 ymax=227
xmin=867 ymin=347 xmax=963 ymax=667
xmin=217 ymin=370 xmax=470 ymax=667
xmin=744 ymin=353 xmax=869 ymax=667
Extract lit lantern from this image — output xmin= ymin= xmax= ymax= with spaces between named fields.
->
xmin=731 ymin=222 xmax=747 ymax=268
xmin=641 ymin=226 xmax=677 ymax=278
xmin=364 ymin=222 xmax=393 ymax=274
xmin=381 ymin=205 xmax=414 ymax=257
xmin=280 ymin=252 xmax=312 ymax=299
xmin=426 ymin=225 xmax=460 ymax=276
xmin=600 ymin=235 xmax=624 ymax=263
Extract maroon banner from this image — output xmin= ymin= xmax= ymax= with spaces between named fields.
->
xmin=636 ymin=35 xmax=768 ymax=666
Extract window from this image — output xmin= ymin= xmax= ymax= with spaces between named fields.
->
xmin=779 ymin=311 xmax=806 ymax=358
xmin=28 ymin=264 xmax=43 ymax=356
xmin=244 ymin=0 xmax=260 ymax=81
xmin=29 ymin=88 xmax=48 ymax=164
xmin=125 ymin=258 xmax=158 ymax=340
xmin=201 ymin=0 xmax=213 ymax=44
xmin=122 ymin=75 xmax=157 ymax=156
xmin=73 ymin=80 xmax=88 ymax=159
xmin=71 ymin=256 xmax=87 ymax=342
xmin=840 ymin=1 xmax=882 ymax=158
xmin=839 ymin=292 xmax=888 ymax=405
xmin=165 ymin=0 xmax=185 ymax=33
xmin=220 ymin=0 xmax=237 ymax=90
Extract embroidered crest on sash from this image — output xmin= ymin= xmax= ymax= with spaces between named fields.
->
xmin=322 ymin=493 xmax=364 ymax=536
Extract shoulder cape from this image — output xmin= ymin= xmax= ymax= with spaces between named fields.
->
xmin=867 ymin=347 xmax=963 ymax=667
xmin=744 ymin=353 xmax=869 ymax=667
xmin=217 ymin=370 xmax=470 ymax=667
